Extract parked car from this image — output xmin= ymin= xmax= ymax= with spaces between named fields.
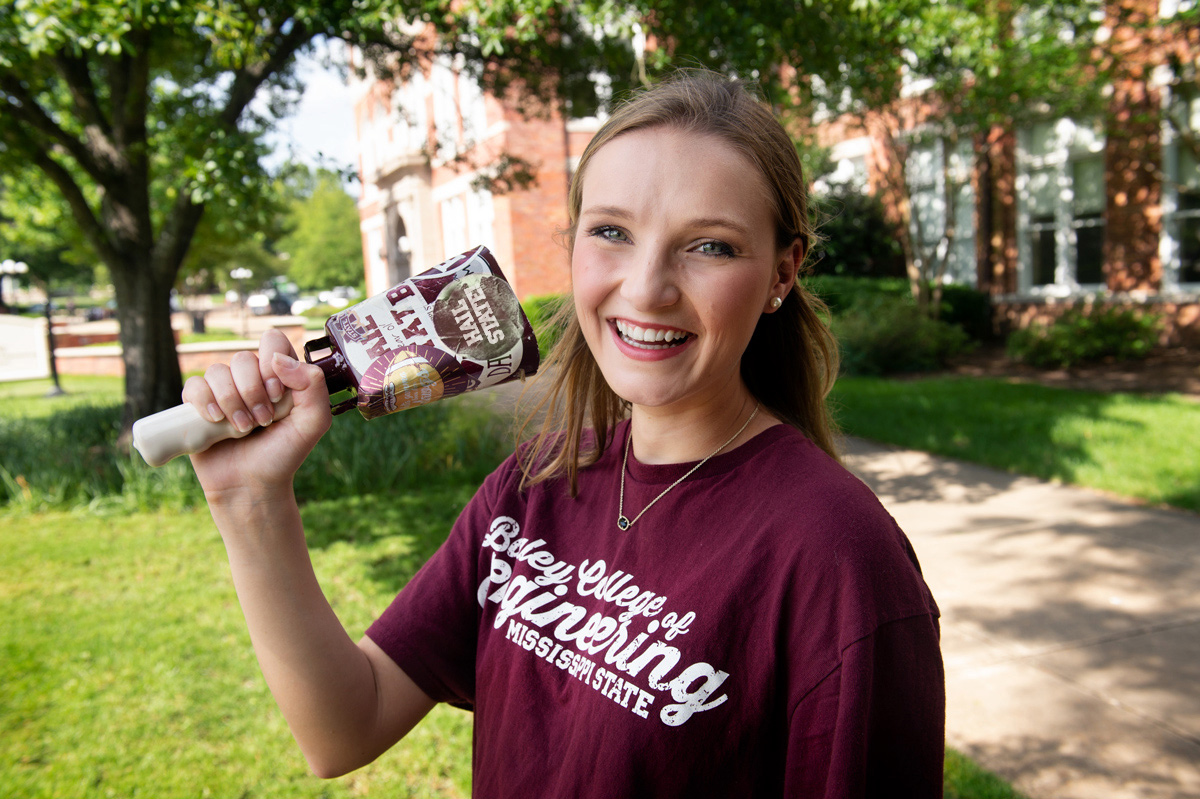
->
xmin=317 ymin=286 xmax=359 ymax=308
xmin=246 ymin=290 xmax=295 ymax=316
xmin=290 ymin=295 xmax=320 ymax=316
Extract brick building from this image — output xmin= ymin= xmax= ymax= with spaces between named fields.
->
xmin=350 ymin=48 xmax=599 ymax=301
xmin=352 ymin=3 xmax=1198 ymax=343
xmin=818 ymin=0 xmax=1200 ymax=343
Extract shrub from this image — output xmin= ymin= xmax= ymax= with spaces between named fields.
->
xmin=0 ymin=386 xmax=511 ymax=513
xmin=803 ymin=275 xmax=911 ymax=316
xmin=938 ymin=284 xmax=996 ymax=342
xmin=834 ymin=295 xmax=973 ymax=376
xmin=809 ymin=189 xmax=907 ymax=278
xmin=521 ymin=293 xmax=570 ymax=358
xmin=1005 ymin=304 xmax=1161 ymax=369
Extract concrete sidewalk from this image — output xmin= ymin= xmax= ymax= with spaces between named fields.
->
xmin=840 ymin=437 xmax=1200 ymax=799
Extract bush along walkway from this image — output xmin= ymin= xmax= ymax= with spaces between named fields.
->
xmin=841 ymin=437 xmax=1200 ymax=799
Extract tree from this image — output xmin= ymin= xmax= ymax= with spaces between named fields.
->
xmin=0 ymin=1 xmax=633 ymax=437
xmin=277 ymin=169 xmax=364 ymax=291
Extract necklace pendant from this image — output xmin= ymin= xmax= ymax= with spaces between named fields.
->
xmin=617 ymin=516 xmax=631 ymax=531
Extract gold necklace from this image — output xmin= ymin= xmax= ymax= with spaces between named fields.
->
xmin=617 ymin=405 xmax=760 ymax=531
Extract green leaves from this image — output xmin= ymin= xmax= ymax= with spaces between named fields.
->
xmin=276 ymin=168 xmax=364 ymax=291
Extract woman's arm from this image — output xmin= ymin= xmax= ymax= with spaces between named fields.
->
xmin=185 ymin=330 xmax=436 ymax=777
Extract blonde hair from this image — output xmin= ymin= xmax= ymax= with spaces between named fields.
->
xmin=518 ymin=70 xmax=840 ymax=494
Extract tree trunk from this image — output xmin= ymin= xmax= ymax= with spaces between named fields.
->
xmin=110 ymin=259 xmax=182 ymax=440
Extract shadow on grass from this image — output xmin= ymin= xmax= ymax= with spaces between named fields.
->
xmin=300 ymin=485 xmax=477 ymax=594
xmin=831 ymin=376 xmax=1199 ymax=512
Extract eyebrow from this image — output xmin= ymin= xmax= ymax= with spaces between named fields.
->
xmin=579 ymin=205 xmax=754 ymax=238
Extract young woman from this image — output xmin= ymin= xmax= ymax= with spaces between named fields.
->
xmin=183 ymin=70 xmax=945 ymax=797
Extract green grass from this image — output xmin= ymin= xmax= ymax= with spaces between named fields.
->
xmin=831 ymin=376 xmax=1200 ymax=512
xmin=1 ymin=503 xmax=475 ymax=798
xmin=0 ymin=502 xmax=1023 ymax=799
xmin=945 ymin=749 xmax=1027 ymax=799
xmin=0 ymin=373 xmax=1032 ymax=797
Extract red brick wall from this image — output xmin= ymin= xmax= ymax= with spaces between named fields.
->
xmin=496 ymin=103 xmax=573 ymax=299
xmin=996 ymin=299 xmax=1200 ymax=346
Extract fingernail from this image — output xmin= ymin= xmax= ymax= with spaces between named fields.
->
xmin=207 ymin=403 xmax=225 ymax=423
xmin=274 ymin=352 xmax=299 ymax=370
xmin=252 ymin=403 xmax=273 ymax=427
xmin=266 ymin=378 xmax=284 ymax=403
xmin=233 ymin=410 xmax=253 ymax=434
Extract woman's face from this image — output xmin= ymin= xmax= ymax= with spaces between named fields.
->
xmin=572 ymin=126 xmax=798 ymax=416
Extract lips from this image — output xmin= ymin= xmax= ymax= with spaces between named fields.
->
xmin=613 ymin=319 xmax=694 ymax=350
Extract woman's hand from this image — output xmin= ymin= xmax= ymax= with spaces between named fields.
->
xmin=183 ymin=328 xmax=332 ymax=503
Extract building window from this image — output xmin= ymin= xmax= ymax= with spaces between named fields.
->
xmin=1163 ymin=90 xmax=1200 ymax=288
xmin=907 ymin=136 xmax=977 ymax=286
xmin=458 ymin=68 xmax=489 ymax=148
xmin=392 ymin=70 xmax=429 ymax=155
xmin=466 ymin=188 xmax=495 ymax=252
xmin=1017 ymin=118 xmax=1107 ymax=294
xmin=431 ymin=59 xmax=459 ymax=160
xmin=440 ymin=195 xmax=467 ymax=259
xmin=818 ymin=136 xmax=871 ymax=195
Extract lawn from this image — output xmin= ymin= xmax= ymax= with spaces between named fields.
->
xmin=1 ymin=374 xmax=1028 ymax=797
xmin=0 ymin=503 xmax=1023 ymax=799
xmin=0 ymin=503 xmax=476 ymax=798
xmin=831 ymin=376 xmax=1200 ymax=512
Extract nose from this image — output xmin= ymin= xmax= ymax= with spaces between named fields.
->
xmin=620 ymin=246 xmax=680 ymax=310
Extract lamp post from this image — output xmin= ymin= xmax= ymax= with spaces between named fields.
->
xmin=230 ymin=267 xmax=253 ymax=338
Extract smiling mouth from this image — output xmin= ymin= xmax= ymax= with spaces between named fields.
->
xmin=613 ymin=319 xmax=694 ymax=350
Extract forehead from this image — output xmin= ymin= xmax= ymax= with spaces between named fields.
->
xmin=579 ymin=127 xmax=775 ymax=226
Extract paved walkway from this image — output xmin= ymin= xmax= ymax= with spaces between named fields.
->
xmin=840 ymin=437 xmax=1200 ymax=799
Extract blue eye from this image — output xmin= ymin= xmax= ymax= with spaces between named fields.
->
xmin=696 ymin=240 xmax=735 ymax=258
xmin=589 ymin=225 xmax=629 ymax=242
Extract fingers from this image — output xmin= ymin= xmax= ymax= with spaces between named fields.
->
xmin=182 ymin=372 xmax=228 ymax=426
xmin=181 ymin=330 xmax=303 ymax=434
xmin=258 ymin=329 xmax=296 ymax=404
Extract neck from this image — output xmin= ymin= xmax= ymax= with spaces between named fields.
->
xmin=628 ymin=390 xmax=772 ymax=465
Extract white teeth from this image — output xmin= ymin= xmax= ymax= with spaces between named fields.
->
xmin=614 ymin=320 xmax=690 ymax=349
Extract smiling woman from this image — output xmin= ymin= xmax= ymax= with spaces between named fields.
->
xmin=178 ymin=69 xmax=945 ymax=799
xmin=569 ymin=127 xmax=792 ymax=438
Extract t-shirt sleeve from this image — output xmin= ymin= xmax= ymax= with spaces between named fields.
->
xmin=784 ymin=613 xmax=946 ymax=798
xmin=364 ymin=455 xmax=519 ymax=709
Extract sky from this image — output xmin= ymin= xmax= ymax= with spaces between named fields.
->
xmin=263 ymin=48 xmax=359 ymax=184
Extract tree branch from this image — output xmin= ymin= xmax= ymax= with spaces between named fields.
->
xmin=52 ymin=50 xmax=113 ymax=136
xmin=153 ymin=187 xmax=207 ymax=282
xmin=1 ymin=124 xmax=118 ymax=268
xmin=120 ymin=29 xmax=152 ymax=151
xmin=220 ymin=17 xmax=314 ymax=127
xmin=0 ymin=75 xmax=108 ymax=183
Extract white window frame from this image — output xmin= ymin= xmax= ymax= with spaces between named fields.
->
xmin=466 ymin=188 xmax=495 ymax=253
xmin=1160 ymin=87 xmax=1200 ymax=292
xmin=392 ymin=70 xmax=429 ymax=156
xmin=440 ymin=195 xmax=468 ymax=260
xmin=431 ymin=58 xmax=459 ymax=161
xmin=906 ymin=135 xmax=978 ymax=287
xmin=1016 ymin=118 xmax=1107 ymax=296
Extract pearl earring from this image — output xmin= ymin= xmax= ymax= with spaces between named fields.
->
xmin=769 ymin=296 xmax=783 ymax=310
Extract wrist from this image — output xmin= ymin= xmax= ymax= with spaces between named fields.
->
xmin=205 ymin=483 xmax=299 ymax=528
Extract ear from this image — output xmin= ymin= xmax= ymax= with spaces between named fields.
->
xmin=765 ymin=239 xmax=803 ymax=312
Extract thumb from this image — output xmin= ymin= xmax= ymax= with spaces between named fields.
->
xmin=272 ymin=352 xmax=327 ymax=394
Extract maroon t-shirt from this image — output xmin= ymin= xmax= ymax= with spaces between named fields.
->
xmin=368 ymin=422 xmax=944 ymax=797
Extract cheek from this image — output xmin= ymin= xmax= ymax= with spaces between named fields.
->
xmin=698 ymin=278 xmax=767 ymax=338
xmin=571 ymin=250 xmax=612 ymax=309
